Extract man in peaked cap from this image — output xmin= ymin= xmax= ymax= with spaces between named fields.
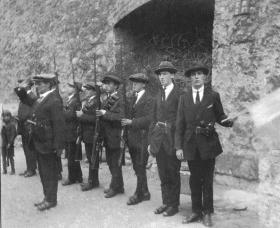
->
xmin=77 ymin=82 xmax=101 ymax=191
xmin=15 ymin=78 xmax=37 ymax=177
xmin=148 ymin=60 xmax=183 ymax=216
xmin=97 ymin=74 xmax=125 ymax=198
xmin=175 ymin=63 xmax=234 ymax=226
xmin=62 ymin=82 xmax=83 ymax=186
xmin=121 ymin=73 xmax=154 ymax=205
xmin=19 ymin=73 xmax=65 ymax=211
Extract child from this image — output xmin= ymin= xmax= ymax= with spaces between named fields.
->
xmin=1 ymin=110 xmax=17 ymax=174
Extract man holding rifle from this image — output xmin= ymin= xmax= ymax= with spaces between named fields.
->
xmin=62 ymin=82 xmax=83 ymax=186
xmin=77 ymin=82 xmax=100 ymax=191
xmin=96 ymin=74 xmax=125 ymax=198
xmin=121 ymin=73 xmax=154 ymax=205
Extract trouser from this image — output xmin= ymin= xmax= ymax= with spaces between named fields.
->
xmin=85 ymin=143 xmax=99 ymax=184
xmin=37 ymin=152 xmax=58 ymax=203
xmin=105 ymin=147 xmax=124 ymax=191
xmin=22 ymin=134 xmax=37 ymax=172
xmin=66 ymin=141 xmax=82 ymax=182
xmin=129 ymin=146 xmax=149 ymax=197
xmin=187 ymin=157 xmax=215 ymax=214
xmin=2 ymin=147 xmax=15 ymax=172
xmin=156 ymin=144 xmax=181 ymax=207
xmin=57 ymin=156 xmax=62 ymax=174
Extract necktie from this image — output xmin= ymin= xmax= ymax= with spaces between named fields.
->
xmin=196 ymin=90 xmax=200 ymax=104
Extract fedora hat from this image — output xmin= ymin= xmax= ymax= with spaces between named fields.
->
xmin=184 ymin=64 xmax=209 ymax=77
xmin=101 ymin=74 xmax=121 ymax=85
xmin=154 ymin=61 xmax=177 ymax=75
xmin=129 ymin=73 xmax=149 ymax=83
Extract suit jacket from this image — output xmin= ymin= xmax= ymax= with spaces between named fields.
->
xmin=101 ymin=91 xmax=125 ymax=150
xmin=31 ymin=90 xmax=65 ymax=154
xmin=148 ymin=85 xmax=182 ymax=155
xmin=175 ymin=87 xmax=232 ymax=160
xmin=127 ymin=91 xmax=154 ymax=150
xmin=78 ymin=96 xmax=96 ymax=144
xmin=17 ymin=102 xmax=32 ymax=136
xmin=63 ymin=94 xmax=81 ymax=142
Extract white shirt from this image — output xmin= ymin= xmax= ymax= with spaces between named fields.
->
xmin=164 ymin=83 xmax=174 ymax=100
xmin=135 ymin=90 xmax=145 ymax=104
xmin=38 ymin=89 xmax=55 ymax=102
xmin=67 ymin=94 xmax=74 ymax=102
xmin=192 ymin=85 xmax=204 ymax=104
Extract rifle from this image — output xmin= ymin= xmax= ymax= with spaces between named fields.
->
xmin=90 ymin=84 xmax=102 ymax=169
xmin=74 ymin=93 xmax=83 ymax=161
xmin=118 ymin=43 xmax=127 ymax=167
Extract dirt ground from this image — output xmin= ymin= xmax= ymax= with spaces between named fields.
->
xmin=1 ymin=145 xmax=260 ymax=228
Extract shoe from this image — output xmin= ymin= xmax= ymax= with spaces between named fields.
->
xmin=142 ymin=192 xmax=151 ymax=201
xmin=24 ymin=171 xmax=36 ymax=177
xmin=19 ymin=170 xmax=27 ymax=176
xmin=202 ymin=213 xmax=213 ymax=227
xmin=62 ymin=179 xmax=75 ymax=186
xmin=34 ymin=199 xmax=45 ymax=207
xmin=10 ymin=170 xmax=15 ymax=175
xmin=77 ymin=177 xmax=83 ymax=183
xmin=154 ymin=205 xmax=168 ymax=214
xmin=2 ymin=170 xmax=7 ymax=174
xmin=104 ymin=188 xmax=124 ymax=198
xmin=58 ymin=173 xmax=62 ymax=180
xmin=163 ymin=206 xmax=178 ymax=217
xmin=37 ymin=201 xmax=57 ymax=211
xmin=182 ymin=212 xmax=202 ymax=224
xmin=127 ymin=194 xmax=142 ymax=205
xmin=81 ymin=182 xmax=99 ymax=191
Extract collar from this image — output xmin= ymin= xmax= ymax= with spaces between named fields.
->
xmin=88 ymin=95 xmax=95 ymax=102
xmin=39 ymin=88 xmax=55 ymax=99
xmin=136 ymin=89 xmax=145 ymax=97
xmin=192 ymin=85 xmax=204 ymax=93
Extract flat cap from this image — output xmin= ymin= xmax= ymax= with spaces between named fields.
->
xmin=18 ymin=78 xmax=34 ymax=88
xmin=32 ymin=73 xmax=57 ymax=83
xmin=68 ymin=81 xmax=83 ymax=92
xmin=154 ymin=61 xmax=177 ymax=75
xmin=129 ymin=73 xmax=149 ymax=83
xmin=184 ymin=63 xmax=209 ymax=77
xmin=101 ymin=74 xmax=121 ymax=85
xmin=83 ymin=82 xmax=96 ymax=90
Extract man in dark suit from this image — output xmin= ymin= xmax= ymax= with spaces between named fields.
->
xmin=29 ymin=74 xmax=65 ymax=211
xmin=16 ymin=78 xmax=37 ymax=177
xmin=175 ymin=64 xmax=234 ymax=226
xmin=121 ymin=73 xmax=154 ymax=205
xmin=96 ymin=74 xmax=125 ymax=198
xmin=148 ymin=61 xmax=182 ymax=217
xmin=62 ymin=82 xmax=83 ymax=186
xmin=78 ymin=82 xmax=100 ymax=191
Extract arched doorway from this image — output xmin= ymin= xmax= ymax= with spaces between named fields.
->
xmin=113 ymin=0 xmax=215 ymax=93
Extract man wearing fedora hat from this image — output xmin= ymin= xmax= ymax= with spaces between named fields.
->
xmin=96 ymin=74 xmax=125 ymax=198
xmin=15 ymin=78 xmax=37 ymax=177
xmin=62 ymin=82 xmax=83 ymax=186
xmin=148 ymin=61 xmax=182 ymax=217
xmin=77 ymin=82 xmax=101 ymax=191
xmin=121 ymin=73 xmax=154 ymax=205
xmin=175 ymin=63 xmax=234 ymax=226
xmin=20 ymin=73 xmax=65 ymax=211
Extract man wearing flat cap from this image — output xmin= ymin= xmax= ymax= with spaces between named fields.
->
xmin=175 ymin=63 xmax=234 ymax=226
xmin=19 ymin=74 xmax=65 ymax=211
xmin=62 ymin=82 xmax=83 ymax=186
xmin=121 ymin=73 xmax=154 ymax=205
xmin=15 ymin=78 xmax=37 ymax=177
xmin=96 ymin=74 xmax=125 ymax=198
xmin=148 ymin=61 xmax=183 ymax=217
xmin=77 ymin=82 xmax=100 ymax=191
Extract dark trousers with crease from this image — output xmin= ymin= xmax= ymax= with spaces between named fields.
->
xmin=129 ymin=146 xmax=149 ymax=197
xmin=66 ymin=141 xmax=82 ymax=182
xmin=106 ymin=147 xmax=123 ymax=191
xmin=187 ymin=154 xmax=215 ymax=214
xmin=156 ymin=144 xmax=181 ymax=208
xmin=37 ymin=152 xmax=58 ymax=203
xmin=22 ymin=133 xmax=37 ymax=172
xmin=85 ymin=143 xmax=99 ymax=184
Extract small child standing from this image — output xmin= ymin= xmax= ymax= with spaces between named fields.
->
xmin=1 ymin=110 xmax=17 ymax=174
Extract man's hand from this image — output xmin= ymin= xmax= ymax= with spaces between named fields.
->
xmin=76 ymin=110 xmax=83 ymax=118
xmin=56 ymin=149 xmax=63 ymax=157
xmin=147 ymin=145 xmax=154 ymax=157
xmin=121 ymin=119 xmax=132 ymax=126
xmin=176 ymin=149 xmax=184 ymax=161
xmin=96 ymin=109 xmax=106 ymax=117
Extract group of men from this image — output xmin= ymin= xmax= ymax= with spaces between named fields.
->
xmin=14 ymin=60 xmax=234 ymax=227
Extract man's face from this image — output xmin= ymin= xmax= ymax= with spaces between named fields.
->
xmin=84 ymin=89 xmax=96 ymax=98
xmin=104 ymin=81 xmax=118 ymax=93
xmin=190 ymin=70 xmax=206 ymax=88
xmin=132 ymin=81 xmax=145 ymax=93
xmin=35 ymin=81 xmax=51 ymax=95
xmin=3 ymin=115 xmax=11 ymax=123
xmin=158 ymin=71 xmax=173 ymax=88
